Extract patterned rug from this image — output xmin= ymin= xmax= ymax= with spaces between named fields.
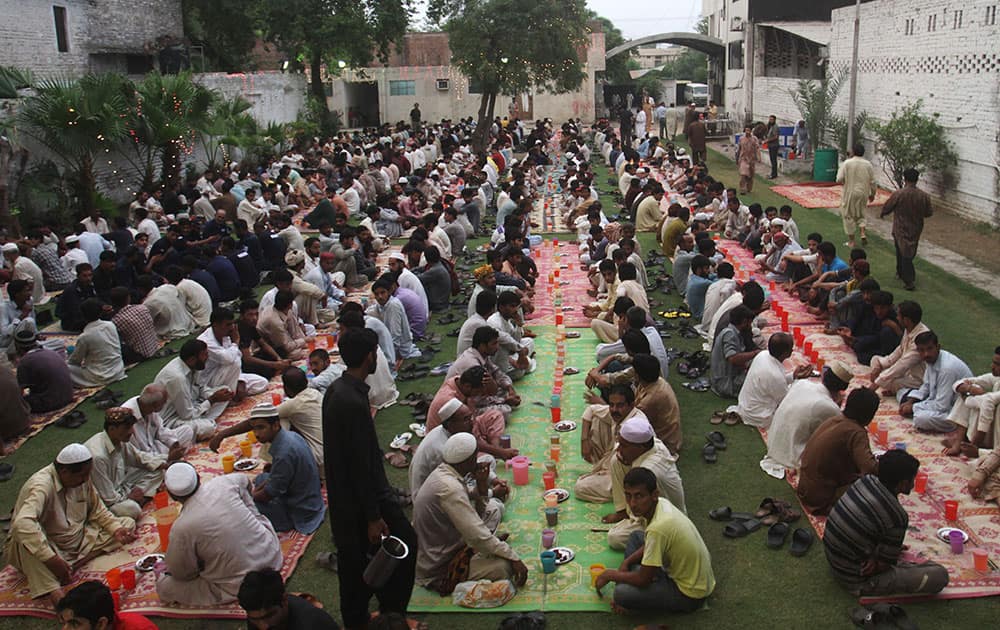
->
xmin=524 ymin=243 xmax=593 ymax=329
xmin=722 ymin=240 xmax=1000 ymax=602
xmin=2 ymin=384 xmax=100 ymax=454
xmin=770 ymin=183 xmax=894 ymax=210
xmin=408 ymin=326 xmax=619 ymax=612
xmin=0 ymin=371 xmax=322 ymax=619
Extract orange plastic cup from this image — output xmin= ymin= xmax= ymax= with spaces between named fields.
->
xmin=121 ymin=569 xmax=136 ymax=590
xmin=973 ymin=550 xmax=989 ymax=572
xmin=153 ymin=490 xmax=169 ymax=509
xmin=307 ymin=338 xmax=316 ymax=352
xmin=247 ymin=430 xmax=258 ymax=444
xmin=106 ymin=567 xmax=122 ymax=590
xmin=550 ymin=407 xmax=561 ymax=423
xmin=271 ymin=391 xmax=282 ymax=406
xmin=222 ymin=454 xmax=235 ymax=473
xmin=877 ymin=428 xmax=889 ymax=444
xmin=240 ymin=440 xmax=253 ymax=458
xmin=328 ymin=334 xmax=337 ymax=348
xmin=543 ymin=472 xmax=556 ymax=491
xmin=944 ymin=500 xmax=959 ymax=521
xmin=550 ymin=445 xmax=561 ymax=462
xmin=589 ymin=564 xmax=606 ymax=587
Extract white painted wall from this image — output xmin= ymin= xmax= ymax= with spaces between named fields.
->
xmin=196 ymin=72 xmax=307 ymax=125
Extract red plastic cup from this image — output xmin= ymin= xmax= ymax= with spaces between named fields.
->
xmin=804 ymin=341 xmax=813 ymax=356
xmin=550 ymin=407 xmax=561 ymax=423
xmin=106 ymin=567 xmax=122 ymax=590
xmin=793 ymin=326 xmax=802 ymax=339
xmin=543 ymin=471 xmax=556 ymax=491
xmin=944 ymin=500 xmax=959 ymax=521
xmin=780 ymin=313 xmax=789 ymax=332
xmin=877 ymin=428 xmax=889 ymax=444
xmin=914 ymin=472 xmax=928 ymax=494
xmin=153 ymin=490 xmax=169 ymax=509
xmin=868 ymin=420 xmax=879 ymax=435
xmin=816 ymin=358 xmax=825 ymax=373
xmin=555 ymin=313 xmax=563 ymax=325
xmin=121 ymin=569 xmax=136 ymax=590
xmin=768 ymin=281 xmax=776 ymax=291
xmin=973 ymin=550 xmax=990 ymax=572
xmin=271 ymin=391 xmax=282 ymax=406
xmin=111 ymin=591 xmax=120 ymax=611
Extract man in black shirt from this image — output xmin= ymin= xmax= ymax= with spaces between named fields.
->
xmin=54 ymin=263 xmax=97 ymax=331
xmin=238 ymin=568 xmax=340 ymax=629
xmin=323 ymin=328 xmax=416 ymax=629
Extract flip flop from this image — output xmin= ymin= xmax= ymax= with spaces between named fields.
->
xmin=682 ymin=378 xmax=711 ymax=392
xmin=723 ymin=519 xmax=760 ymax=538
xmin=429 ymin=362 xmax=452 ymax=376
xmin=702 ymin=443 xmax=717 ymax=463
xmin=384 ymin=451 xmax=409 ymax=469
xmin=867 ymin=604 xmax=918 ymax=630
xmin=723 ymin=411 xmax=742 ymax=426
xmin=390 ymin=433 xmax=413 ymax=450
xmin=766 ymin=522 xmax=790 ymax=549
xmin=563 ymin=367 xmax=580 ymax=375
xmin=789 ymin=528 xmax=814 ymax=556
xmin=755 ymin=498 xmax=778 ymax=519
xmin=315 ymin=551 xmax=338 ymax=571
xmin=708 ymin=506 xmax=732 ymax=521
xmin=408 ymin=423 xmax=427 ymax=438
xmin=709 ymin=410 xmax=725 ymax=425
xmin=706 ymin=431 xmax=728 ymax=450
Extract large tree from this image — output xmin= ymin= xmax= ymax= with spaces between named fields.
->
xmin=430 ymin=0 xmax=591 ymax=151
xmin=588 ymin=13 xmax=631 ymax=85
xmin=181 ymin=0 xmax=258 ymax=71
xmin=254 ymin=0 xmax=411 ymax=134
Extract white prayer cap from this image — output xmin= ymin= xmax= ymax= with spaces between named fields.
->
xmin=56 ymin=443 xmax=92 ymax=465
xmin=388 ymin=252 xmax=407 ymax=262
xmin=438 ymin=398 xmax=464 ymax=423
xmin=399 ymin=177 xmax=409 ymax=184
xmin=65 ymin=235 xmax=80 ymax=244
xmin=770 ymin=217 xmax=786 ymax=227
xmin=827 ymin=360 xmax=854 ymax=384
xmin=164 ymin=462 xmax=199 ymax=498
xmin=284 ymin=249 xmax=305 ymax=266
xmin=619 ymin=417 xmax=655 ymax=443
xmin=176 ymin=212 xmax=190 ymax=221
xmin=1 ymin=242 xmax=19 ymax=253
xmin=443 ymin=432 xmax=477 ymax=464
xmin=331 ymin=271 xmax=346 ymax=286
xmin=249 ymin=402 xmax=279 ymax=420
xmin=436 ymin=163 xmax=447 ymax=169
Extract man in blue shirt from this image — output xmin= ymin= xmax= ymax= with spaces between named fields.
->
xmin=207 ymin=247 xmax=241 ymax=301
xmin=686 ymin=255 xmax=715 ymax=320
xmin=818 ymin=241 xmax=849 ymax=274
xmin=248 ymin=402 xmax=326 ymax=534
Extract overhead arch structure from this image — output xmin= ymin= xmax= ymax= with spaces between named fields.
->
xmin=605 ymin=32 xmax=725 ymax=60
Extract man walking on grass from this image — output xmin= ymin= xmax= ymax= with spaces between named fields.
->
xmin=837 ymin=144 xmax=877 ymax=248
xmin=880 ymin=168 xmax=933 ymax=291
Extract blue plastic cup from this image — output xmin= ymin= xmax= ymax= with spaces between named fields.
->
xmin=550 ymin=394 xmax=561 ymax=409
xmin=540 ymin=550 xmax=557 ymax=574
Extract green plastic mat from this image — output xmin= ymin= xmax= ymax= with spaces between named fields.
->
xmin=408 ymin=327 xmax=621 ymax=612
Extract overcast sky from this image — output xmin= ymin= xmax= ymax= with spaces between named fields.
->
xmin=411 ymin=1 xmax=703 ymax=40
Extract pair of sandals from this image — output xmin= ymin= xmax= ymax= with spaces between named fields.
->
xmin=682 ymin=377 xmax=711 ymax=392
xmin=437 ymin=313 xmax=460 ymax=325
xmin=710 ymin=410 xmax=742 ymax=426
xmin=850 ymin=603 xmax=917 ymax=630
xmin=754 ymin=497 xmax=802 ymax=526
xmin=55 ymin=410 xmax=87 ymax=429
xmin=93 ymin=388 xmax=125 ymax=410
xmin=702 ymin=431 xmax=727 ymax=463
xmin=765 ymin=523 xmax=814 ymax=555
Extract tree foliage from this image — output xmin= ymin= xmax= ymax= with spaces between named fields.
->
xmin=788 ymin=68 xmax=847 ymax=151
xmin=588 ymin=13 xmax=631 ymax=85
xmin=0 ymin=66 xmax=33 ymax=99
xmin=869 ymin=100 xmax=958 ymax=189
xmin=181 ymin=0 xmax=258 ymax=71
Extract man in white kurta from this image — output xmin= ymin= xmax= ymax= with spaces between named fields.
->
xmin=176 ymin=277 xmax=213 ymax=329
xmin=196 ymin=310 xmax=268 ymax=404
xmin=83 ymin=408 xmax=166 ymax=520
xmin=3 ymin=244 xmax=47 ymax=305
xmin=123 ymin=384 xmax=196 ymax=457
xmin=729 ymin=333 xmax=811 ymax=428
xmin=947 ymin=358 xmax=1000 ymax=450
xmin=389 ymin=254 xmax=430 ymax=315
xmin=576 ymin=390 xmax=649 ymax=504
xmin=760 ymin=363 xmax=852 ymax=478
xmin=67 ymin=310 xmax=126 ymax=388
xmin=899 ymin=337 xmax=973 ymax=433
xmin=154 ymin=342 xmax=233 ymax=439
xmin=487 ymin=295 xmax=535 ymax=380
xmin=144 ymin=283 xmax=197 ymax=340
xmin=157 ymin=463 xmax=282 ymax=606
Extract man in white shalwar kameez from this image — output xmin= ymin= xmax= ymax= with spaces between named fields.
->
xmin=728 ymin=333 xmax=812 ymax=429
xmin=156 ymin=463 xmax=282 ymax=606
xmin=154 ymin=340 xmax=234 ymax=439
xmin=487 ymin=292 xmax=535 ymax=380
xmin=196 ymin=308 xmax=268 ymax=405
xmin=388 ymin=253 xmax=430 ymax=315
xmin=760 ymin=361 xmax=852 ymax=478
xmin=144 ymin=282 xmax=197 ymax=340
xmin=897 ymin=331 xmax=973 ymax=433
xmin=123 ymin=384 xmax=195 ymax=457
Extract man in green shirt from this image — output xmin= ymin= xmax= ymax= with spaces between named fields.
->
xmin=595 ymin=467 xmax=715 ymax=613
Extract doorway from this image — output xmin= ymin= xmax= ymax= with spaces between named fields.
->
xmin=344 ymin=82 xmax=379 ymax=128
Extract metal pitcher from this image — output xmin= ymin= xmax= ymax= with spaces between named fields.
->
xmin=362 ymin=535 xmax=409 ymax=589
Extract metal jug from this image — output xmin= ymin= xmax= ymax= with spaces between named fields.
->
xmin=362 ymin=535 xmax=410 ymax=589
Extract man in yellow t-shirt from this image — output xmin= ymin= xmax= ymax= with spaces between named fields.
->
xmin=657 ymin=207 xmax=690 ymax=260
xmin=594 ymin=467 xmax=715 ymax=613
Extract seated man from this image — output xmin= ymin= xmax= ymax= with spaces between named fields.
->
xmin=154 ymin=339 xmax=234 ymax=440
xmin=246 ymin=403 xmax=326 ymax=534
xmin=4 ymin=444 xmax=137 ymax=604
xmin=632 ymin=353 xmax=682 ymax=454
xmin=237 ymin=569 xmax=341 ymax=630
xmin=457 ymin=290 xmax=496 ymax=356
xmin=197 ymin=307 xmax=269 ymax=403
xmin=595 ymin=305 xmax=671 ymax=381
xmin=236 ymin=299 xmax=291 ymax=380
xmin=367 ymin=275 xmax=422 ymax=360
xmin=728 ymin=332 xmax=812 ymax=429
xmin=427 ymin=365 xmax=515 ymax=458
xmin=67 ymin=298 xmax=126 ymax=388
xmin=141 ymin=276 xmax=197 ymax=340
xmin=168 ymin=265 xmax=213 ymax=329
xmin=594 ymin=467 xmax=715 ymax=613
xmin=413 ymin=433 xmax=528 ymax=593
xmin=0 ymin=368 xmax=30 ymax=454
xmin=576 ymin=385 xmax=648 ymax=504
xmin=685 ymin=255 xmax=715 ymax=321
xmin=944 ymin=345 xmax=1000 ymax=457
xmin=157 ymin=462 xmax=282 ymax=606
xmin=869 ymin=300 xmax=930 ymax=395
xmin=824 ymin=450 xmax=949 ymax=597
xmin=56 ymin=580 xmax=157 ymax=630
xmin=760 ymin=361 xmax=853 ymax=477
xmin=84 ymin=408 xmax=168 ymax=520
xmin=709 ymin=305 xmax=760 ymax=399
xmin=836 ymin=290 xmax=901 ymax=366
xmin=258 ymin=290 xmax=308 ymax=361
xmin=487 ymin=290 xmax=535 ymax=380
xmin=414 ymin=246 xmax=451 ymax=312
xmin=109 ymin=287 xmax=160 ymax=363
xmin=14 ymin=329 xmax=73 ymax=413
xmin=124 ymin=384 xmax=195 ymax=458
xmin=797 ymin=388 xmax=881 ymax=515
xmin=333 ymin=310 xmax=400 ymax=409
xmin=603 ymin=417 xmax=687 ymax=550
xmin=54 ymin=263 xmax=97 ymax=332
xmin=898 ymin=331 xmax=973 ymax=432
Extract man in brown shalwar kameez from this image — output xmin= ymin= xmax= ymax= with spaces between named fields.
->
xmin=880 ymin=168 xmax=933 ymax=291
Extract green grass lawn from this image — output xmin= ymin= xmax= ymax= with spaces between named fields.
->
xmin=1 ymin=145 xmax=998 ymax=629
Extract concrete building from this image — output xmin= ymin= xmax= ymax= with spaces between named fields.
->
xmin=634 ymin=46 xmax=685 ymax=70
xmin=0 ymin=0 xmax=184 ymax=76
xmin=703 ymin=0 xmax=1000 ymax=226
xmin=327 ymin=29 xmax=606 ymax=127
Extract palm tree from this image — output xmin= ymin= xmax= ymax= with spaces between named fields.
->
xmin=18 ymin=73 xmax=129 ymax=215
xmin=201 ymin=95 xmax=257 ymax=170
xmin=122 ymin=71 xmax=217 ymax=190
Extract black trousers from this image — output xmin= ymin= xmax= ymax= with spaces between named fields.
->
xmin=332 ymin=499 xmax=417 ymax=629
xmin=894 ymin=238 xmax=916 ymax=286
xmin=769 ymin=143 xmax=780 ymax=177
xmin=242 ymin=354 xmax=277 ymax=380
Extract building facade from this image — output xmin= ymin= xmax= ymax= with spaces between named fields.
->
xmin=0 ymin=0 xmax=184 ymax=77
xmin=634 ymin=46 xmax=685 ymax=70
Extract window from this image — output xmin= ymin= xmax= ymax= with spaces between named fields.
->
xmin=53 ymin=6 xmax=68 ymax=53
xmin=927 ymin=14 xmax=937 ymax=32
xmin=953 ymin=10 xmax=963 ymax=28
xmin=904 ymin=18 xmax=915 ymax=35
xmin=987 ymin=5 xmax=997 ymax=26
xmin=728 ymin=41 xmax=744 ymax=70
xmin=389 ymin=80 xmax=415 ymax=96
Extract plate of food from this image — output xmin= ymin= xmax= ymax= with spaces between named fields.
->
xmin=544 ymin=488 xmax=570 ymax=503
xmin=554 ymin=420 xmax=577 ymax=432
xmin=136 ymin=553 xmax=164 ymax=572
xmin=565 ymin=331 xmax=581 ymax=339
xmin=551 ymin=546 xmax=575 ymax=565
xmin=937 ymin=527 xmax=969 ymax=543
xmin=233 ymin=458 xmax=259 ymax=472
xmin=872 ymin=449 xmax=887 ymax=458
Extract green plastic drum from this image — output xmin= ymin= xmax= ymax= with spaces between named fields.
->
xmin=813 ymin=148 xmax=838 ymax=182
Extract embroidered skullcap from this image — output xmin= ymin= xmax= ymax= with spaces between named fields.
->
xmin=827 ymin=360 xmax=853 ymax=384
xmin=164 ymin=462 xmax=199 ymax=498
xmin=473 ymin=264 xmax=494 ymax=282
xmin=619 ymin=416 xmax=655 ymax=443
xmin=1 ymin=242 xmax=19 ymax=252
xmin=331 ymin=271 xmax=346 ymax=285
xmin=249 ymin=402 xmax=279 ymax=420
xmin=442 ymin=432 xmax=477 ymax=464
xmin=56 ymin=443 xmax=92 ymax=465
xmin=105 ymin=407 xmax=137 ymax=425
xmin=65 ymin=235 xmax=80 ymax=244
xmin=319 ymin=252 xmax=335 ymax=261
xmin=284 ymin=249 xmax=305 ymax=266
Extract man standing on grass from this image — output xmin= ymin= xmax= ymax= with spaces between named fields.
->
xmin=765 ymin=115 xmax=781 ymax=179
xmin=879 ymin=168 xmax=933 ymax=291
xmin=837 ymin=144 xmax=877 ymax=248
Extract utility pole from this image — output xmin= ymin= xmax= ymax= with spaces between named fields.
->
xmin=846 ymin=0 xmax=861 ymax=152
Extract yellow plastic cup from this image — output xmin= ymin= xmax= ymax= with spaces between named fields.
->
xmin=589 ymin=563 xmax=606 ymax=587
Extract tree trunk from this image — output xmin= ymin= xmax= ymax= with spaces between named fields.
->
xmin=79 ymin=155 xmax=96 ymax=216
xmin=310 ymin=49 xmax=334 ymax=134
xmin=472 ymin=91 xmax=495 ymax=153
xmin=161 ymin=143 xmax=181 ymax=188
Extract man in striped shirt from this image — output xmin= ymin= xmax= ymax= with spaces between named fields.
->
xmin=824 ymin=450 xmax=949 ymax=596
